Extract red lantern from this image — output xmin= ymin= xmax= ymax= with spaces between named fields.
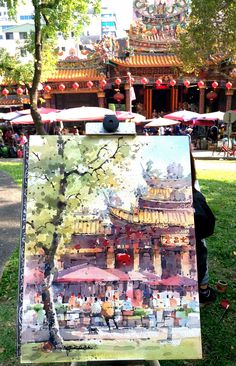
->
xmin=170 ymin=79 xmax=176 ymax=87
xmin=116 ymin=252 xmax=132 ymax=266
xmin=197 ymin=80 xmax=205 ymax=88
xmin=2 ymin=88 xmax=9 ymax=96
xmin=184 ymin=80 xmax=190 ymax=88
xmin=114 ymin=92 xmax=125 ymax=102
xmin=58 ymin=83 xmax=65 ymax=91
xmin=141 ymin=77 xmax=148 ymax=85
xmin=87 ymin=81 xmax=93 ymax=89
xmin=212 ymin=81 xmax=218 ymax=89
xmin=155 ymin=78 xmax=162 ymax=86
xmin=206 ymin=91 xmax=217 ymax=101
xmin=16 ymin=87 xmax=24 ymax=95
xmin=100 ymin=79 xmax=107 ymax=89
xmin=72 ymin=82 xmax=79 ymax=90
xmin=44 ymin=85 xmax=51 ymax=93
xmin=115 ymin=78 xmax=122 ymax=85
xmin=226 ymin=81 xmax=232 ymax=90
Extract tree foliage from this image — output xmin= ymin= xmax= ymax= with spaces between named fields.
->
xmin=0 ymin=0 xmax=101 ymax=134
xmin=177 ymin=0 xmax=236 ymax=73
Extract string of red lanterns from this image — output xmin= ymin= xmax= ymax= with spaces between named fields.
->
xmin=183 ymin=80 xmax=190 ymax=88
xmin=58 ymin=83 xmax=65 ymax=91
xmin=87 ymin=80 xmax=93 ymax=89
xmin=72 ymin=82 xmax=79 ymax=90
xmin=1 ymin=88 xmax=9 ymax=96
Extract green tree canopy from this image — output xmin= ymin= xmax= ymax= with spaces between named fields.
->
xmin=0 ymin=0 xmax=101 ymax=134
xmin=177 ymin=0 xmax=236 ymax=74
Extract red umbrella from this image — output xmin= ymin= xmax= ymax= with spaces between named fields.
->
xmin=106 ymin=268 xmax=130 ymax=281
xmin=160 ymin=275 xmax=197 ymax=286
xmin=55 ymin=265 xmax=119 ymax=283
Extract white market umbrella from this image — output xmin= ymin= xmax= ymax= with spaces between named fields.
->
xmin=197 ymin=111 xmax=225 ymax=121
xmin=10 ymin=112 xmax=56 ymax=125
xmin=164 ymin=110 xmax=200 ymax=121
xmin=0 ymin=111 xmax=22 ymax=120
xmin=144 ymin=117 xmax=179 ymax=128
xmin=56 ymin=106 xmax=116 ymax=122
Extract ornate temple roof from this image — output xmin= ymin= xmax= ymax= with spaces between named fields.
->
xmin=110 ymin=207 xmax=194 ymax=227
xmin=47 ymin=68 xmax=104 ymax=82
xmin=110 ymin=54 xmax=181 ymax=68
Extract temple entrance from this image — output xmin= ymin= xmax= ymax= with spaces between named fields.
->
xmin=152 ymin=88 xmax=171 ymax=114
xmin=54 ymin=93 xmax=98 ymax=109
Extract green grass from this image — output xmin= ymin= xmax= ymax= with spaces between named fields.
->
xmin=0 ymin=162 xmax=23 ymax=186
xmin=0 ymin=161 xmax=236 ymax=366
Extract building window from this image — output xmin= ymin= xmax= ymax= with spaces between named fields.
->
xmin=62 ymin=46 xmax=66 ymax=51
xmin=20 ymin=15 xmax=33 ymax=20
xmin=6 ymin=32 xmax=13 ymax=40
xmin=0 ymin=35 xmax=3 ymax=40
xmin=19 ymin=32 xmax=27 ymax=39
xmin=71 ymin=31 xmax=74 ymax=38
xmin=20 ymin=49 xmax=27 ymax=57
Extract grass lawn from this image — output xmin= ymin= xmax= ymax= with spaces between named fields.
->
xmin=0 ymin=161 xmax=235 ymax=366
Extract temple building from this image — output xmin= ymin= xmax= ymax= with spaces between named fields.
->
xmin=58 ymin=163 xmax=197 ymax=288
xmin=42 ymin=0 xmax=236 ymax=118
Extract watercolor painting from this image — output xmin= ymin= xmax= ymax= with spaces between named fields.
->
xmin=18 ymin=135 xmax=202 ymax=363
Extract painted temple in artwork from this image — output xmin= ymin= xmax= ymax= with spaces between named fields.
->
xmin=21 ymin=149 xmax=202 ymax=361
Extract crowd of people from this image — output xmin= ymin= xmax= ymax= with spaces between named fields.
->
xmin=0 ymin=128 xmax=28 ymax=158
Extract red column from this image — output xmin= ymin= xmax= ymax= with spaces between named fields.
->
xmin=225 ymin=90 xmax=234 ymax=111
xmin=199 ymin=86 xmax=206 ymax=113
xmin=124 ymin=83 xmax=131 ymax=112
xmin=97 ymin=91 xmax=105 ymax=108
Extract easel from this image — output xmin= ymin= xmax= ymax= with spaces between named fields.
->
xmin=71 ymin=116 xmax=161 ymax=366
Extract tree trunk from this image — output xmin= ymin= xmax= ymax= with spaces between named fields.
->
xmin=42 ymin=231 xmax=64 ymax=348
xmin=30 ymin=2 xmax=47 ymax=135
xmin=42 ymin=137 xmax=68 ymax=348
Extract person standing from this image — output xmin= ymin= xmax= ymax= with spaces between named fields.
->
xmin=190 ymin=153 xmax=216 ymax=305
xmin=101 ymin=297 xmax=118 ymax=331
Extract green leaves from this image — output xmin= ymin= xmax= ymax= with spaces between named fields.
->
xmin=177 ymin=0 xmax=236 ymax=73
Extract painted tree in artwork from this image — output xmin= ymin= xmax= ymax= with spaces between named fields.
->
xmin=25 ymin=135 xmax=140 ymax=349
xmin=0 ymin=0 xmax=100 ymax=134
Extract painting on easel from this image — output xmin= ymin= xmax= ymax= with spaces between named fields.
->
xmin=18 ymin=135 xmax=202 ymax=363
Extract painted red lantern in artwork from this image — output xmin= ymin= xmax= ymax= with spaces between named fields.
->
xmin=155 ymin=78 xmax=162 ymax=86
xmin=2 ymin=88 xmax=9 ymax=96
xmin=100 ymin=79 xmax=107 ymax=89
xmin=115 ymin=77 xmax=122 ymax=86
xmin=16 ymin=87 xmax=24 ymax=95
xmin=72 ymin=82 xmax=79 ymax=90
xmin=170 ymin=79 xmax=176 ymax=87
xmin=87 ymin=80 xmax=93 ymax=89
xmin=226 ymin=81 xmax=232 ymax=90
xmin=116 ymin=252 xmax=132 ymax=266
xmin=197 ymin=80 xmax=205 ymax=88
xmin=114 ymin=92 xmax=125 ymax=102
xmin=44 ymin=84 xmax=51 ymax=93
xmin=58 ymin=83 xmax=65 ymax=91
xmin=184 ymin=80 xmax=190 ymax=88
xmin=141 ymin=77 xmax=148 ymax=85
xmin=212 ymin=81 xmax=218 ymax=89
